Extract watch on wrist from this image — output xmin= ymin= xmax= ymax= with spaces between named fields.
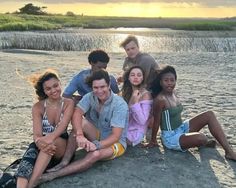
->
xmin=92 ymin=140 xmax=101 ymax=150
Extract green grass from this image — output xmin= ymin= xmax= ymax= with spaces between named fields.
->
xmin=0 ymin=13 xmax=236 ymax=31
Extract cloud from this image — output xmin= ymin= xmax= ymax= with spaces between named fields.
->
xmin=1 ymin=0 xmax=236 ymax=7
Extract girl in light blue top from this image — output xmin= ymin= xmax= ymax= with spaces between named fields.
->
xmin=148 ymin=65 xmax=236 ymax=162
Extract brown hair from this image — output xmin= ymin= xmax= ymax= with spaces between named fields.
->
xmin=121 ymin=66 xmax=145 ymax=103
xmin=120 ymin=35 xmax=139 ymax=48
xmin=86 ymin=69 xmax=110 ymax=88
xmin=29 ymin=69 xmax=60 ymax=101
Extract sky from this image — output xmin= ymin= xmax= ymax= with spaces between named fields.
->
xmin=0 ymin=0 xmax=236 ymax=18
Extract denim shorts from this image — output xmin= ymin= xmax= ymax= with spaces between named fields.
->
xmin=161 ymin=120 xmax=189 ymax=151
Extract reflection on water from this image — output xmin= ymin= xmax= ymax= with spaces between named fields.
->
xmin=0 ymin=28 xmax=236 ymax=52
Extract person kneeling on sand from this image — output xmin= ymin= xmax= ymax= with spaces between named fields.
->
xmin=146 ymin=65 xmax=236 ymax=161
xmin=39 ymin=69 xmax=129 ymax=184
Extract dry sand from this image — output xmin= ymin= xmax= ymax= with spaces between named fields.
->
xmin=0 ymin=49 xmax=236 ymax=188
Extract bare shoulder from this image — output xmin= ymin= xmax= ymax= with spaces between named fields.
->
xmin=32 ymin=100 xmax=44 ymax=113
xmin=63 ymin=97 xmax=74 ymax=106
xmin=153 ymin=95 xmax=166 ymax=108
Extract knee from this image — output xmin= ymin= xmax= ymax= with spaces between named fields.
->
xmin=90 ymin=150 xmax=101 ymax=161
xmin=196 ymin=133 xmax=208 ymax=146
xmin=205 ymin=110 xmax=215 ymax=119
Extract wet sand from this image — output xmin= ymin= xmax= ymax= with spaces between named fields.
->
xmin=0 ymin=50 xmax=235 ymax=188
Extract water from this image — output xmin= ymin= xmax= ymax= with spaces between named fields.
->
xmin=0 ymin=28 xmax=236 ymax=52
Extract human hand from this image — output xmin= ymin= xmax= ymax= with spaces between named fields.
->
xmin=84 ymin=141 xmax=97 ymax=152
xmin=117 ymin=76 xmax=123 ymax=84
xmin=76 ymin=135 xmax=90 ymax=150
xmin=42 ymin=144 xmax=57 ymax=156
xmin=35 ymin=136 xmax=48 ymax=150
xmin=38 ymin=135 xmax=54 ymax=146
xmin=142 ymin=140 xmax=159 ymax=148
xmin=130 ymin=90 xmax=141 ymax=104
xmin=36 ymin=135 xmax=54 ymax=151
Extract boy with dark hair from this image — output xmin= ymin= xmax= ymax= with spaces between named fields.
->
xmin=63 ymin=49 xmax=119 ymax=102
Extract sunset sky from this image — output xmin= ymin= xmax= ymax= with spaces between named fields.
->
xmin=0 ymin=0 xmax=235 ymax=18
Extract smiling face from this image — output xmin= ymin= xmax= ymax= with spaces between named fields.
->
xmin=160 ymin=72 xmax=176 ymax=93
xmin=124 ymin=41 xmax=140 ymax=59
xmin=128 ymin=67 xmax=144 ymax=87
xmin=43 ymin=78 xmax=61 ymax=100
xmin=92 ymin=78 xmax=110 ymax=103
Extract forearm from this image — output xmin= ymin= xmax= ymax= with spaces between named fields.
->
xmin=150 ymin=122 xmax=159 ymax=143
xmin=71 ymin=109 xmax=84 ymax=136
xmin=50 ymin=124 xmax=68 ymax=141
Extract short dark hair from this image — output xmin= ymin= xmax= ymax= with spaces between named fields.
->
xmin=88 ymin=49 xmax=110 ymax=64
xmin=120 ymin=35 xmax=139 ymax=48
xmin=86 ymin=69 xmax=110 ymax=88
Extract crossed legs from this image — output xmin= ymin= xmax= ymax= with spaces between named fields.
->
xmin=40 ymin=119 xmax=114 ymax=183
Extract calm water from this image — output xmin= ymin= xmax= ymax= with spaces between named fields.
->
xmin=0 ymin=28 xmax=236 ymax=52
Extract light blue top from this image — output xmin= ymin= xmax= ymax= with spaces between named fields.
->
xmin=77 ymin=91 xmax=129 ymax=148
xmin=63 ymin=69 xmax=119 ymax=97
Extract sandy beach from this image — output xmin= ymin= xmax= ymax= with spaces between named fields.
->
xmin=0 ymin=49 xmax=236 ymax=188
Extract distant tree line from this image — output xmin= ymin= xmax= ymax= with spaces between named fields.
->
xmin=13 ymin=3 xmax=77 ymax=16
xmin=16 ymin=3 xmax=47 ymax=15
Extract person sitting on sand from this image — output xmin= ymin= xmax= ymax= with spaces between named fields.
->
xmin=147 ymin=65 xmax=236 ymax=161
xmin=39 ymin=69 xmax=129 ymax=184
xmin=63 ymin=49 xmax=119 ymax=103
xmin=121 ymin=66 xmax=152 ymax=146
xmin=118 ymin=35 xmax=159 ymax=89
xmin=15 ymin=69 xmax=74 ymax=188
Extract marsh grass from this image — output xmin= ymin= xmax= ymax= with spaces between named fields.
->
xmin=0 ymin=13 xmax=236 ymax=31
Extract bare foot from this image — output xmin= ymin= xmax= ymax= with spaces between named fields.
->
xmin=205 ymin=139 xmax=217 ymax=148
xmin=225 ymin=151 xmax=236 ymax=162
xmin=46 ymin=161 xmax=68 ymax=172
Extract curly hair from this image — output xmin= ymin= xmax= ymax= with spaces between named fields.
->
xmin=121 ymin=66 xmax=145 ymax=103
xmin=150 ymin=65 xmax=177 ymax=98
xmin=88 ymin=49 xmax=110 ymax=64
xmin=29 ymin=69 xmax=60 ymax=101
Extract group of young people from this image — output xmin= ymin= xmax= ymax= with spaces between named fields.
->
xmin=4 ymin=35 xmax=236 ymax=188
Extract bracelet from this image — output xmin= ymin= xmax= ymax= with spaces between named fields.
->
xmin=92 ymin=140 xmax=101 ymax=150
